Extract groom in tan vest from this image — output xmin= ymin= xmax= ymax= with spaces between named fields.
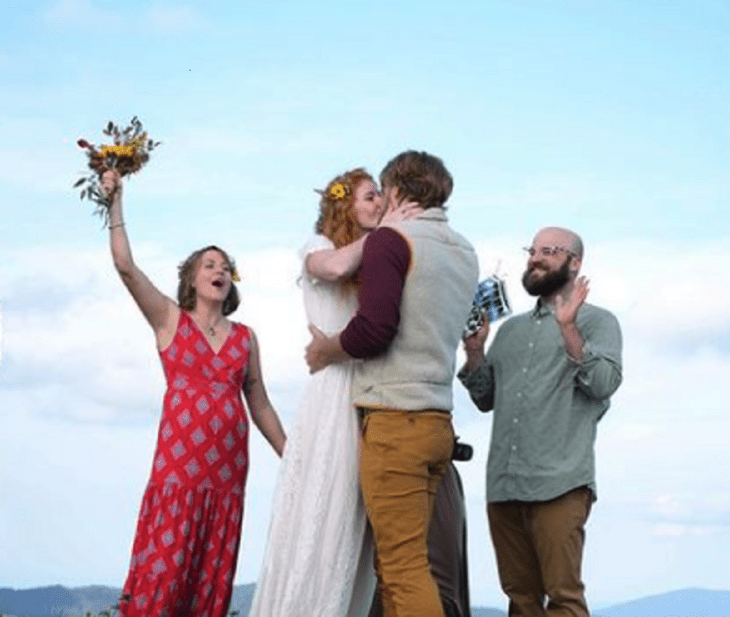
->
xmin=306 ymin=150 xmax=479 ymax=617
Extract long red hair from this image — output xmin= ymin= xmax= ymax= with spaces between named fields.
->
xmin=314 ymin=168 xmax=374 ymax=249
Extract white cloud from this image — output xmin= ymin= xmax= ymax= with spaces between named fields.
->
xmin=3 ymin=234 xmax=730 ymax=604
xmin=489 ymin=173 xmax=605 ymax=212
xmin=41 ymin=0 xmax=210 ymax=34
xmin=652 ymin=492 xmax=730 ymax=529
xmin=144 ymin=3 xmax=211 ymax=34
xmin=651 ymin=523 xmax=725 ymax=537
xmin=43 ymin=0 xmax=124 ymax=30
xmin=591 ymin=238 xmax=730 ymax=354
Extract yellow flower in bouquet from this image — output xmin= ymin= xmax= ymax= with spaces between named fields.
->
xmin=74 ymin=117 xmax=161 ymax=227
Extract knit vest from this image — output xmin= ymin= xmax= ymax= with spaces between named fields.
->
xmin=352 ymin=208 xmax=479 ymax=411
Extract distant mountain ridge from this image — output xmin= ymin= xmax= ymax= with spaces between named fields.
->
xmin=0 ymin=584 xmax=257 ymax=617
xmin=593 ymin=587 xmax=730 ymax=617
xmin=1 ymin=585 xmax=728 ymax=616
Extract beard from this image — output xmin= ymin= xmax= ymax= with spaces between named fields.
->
xmin=522 ymin=258 xmax=572 ymax=297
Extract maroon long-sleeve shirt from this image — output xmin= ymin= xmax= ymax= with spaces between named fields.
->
xmin=339 ymin=227 xmax=411 ymax=359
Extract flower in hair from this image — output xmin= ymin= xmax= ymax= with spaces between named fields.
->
xmin=329 ymin=182 xmax=347 ymax=200
xmin=231 ymin=268 xmax=241 ymax=282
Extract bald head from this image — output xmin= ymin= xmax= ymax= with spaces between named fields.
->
xmin=533 ymin=227 xmax=584 ymax=261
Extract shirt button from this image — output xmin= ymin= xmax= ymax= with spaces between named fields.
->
xmin=528 ymin=342 xmax=534 ymax=348
xmin=523 ymin=368 xmax=528 ymax=373
xmin=517 ymin=392 xmax=522 ymax=397
xmin=537 ymin=320 xmax=542 ymax=325
xmin=511 ymin=445 xmax=517 ymax=451
xmin=513 ymin=418 xmax=519 ymax=423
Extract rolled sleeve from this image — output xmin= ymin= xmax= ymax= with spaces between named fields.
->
xmin=574 ymin=310 xmax=623 ymax=400
xmin=457 ymin=359 xmax=495 ymax=412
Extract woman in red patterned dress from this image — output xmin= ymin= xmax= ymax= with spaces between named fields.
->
xmin=101 ymin=170 xmax=286 ymax=617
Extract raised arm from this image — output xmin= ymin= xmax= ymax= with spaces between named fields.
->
xmin=305 ymin=235 xmax=367 ymax=282
xmin=243 ymin=329 xmax=286 ymax=457
xmin=305 ymin=201 xmax=424 ymax=282
xmin=102 ymin=170 xmax=176 ymax=337
xmin=554 ymin=278 xmax=623 ymax=400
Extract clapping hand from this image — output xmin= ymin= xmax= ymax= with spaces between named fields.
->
xmin=554 ymin=276 xmax=589 ymax=327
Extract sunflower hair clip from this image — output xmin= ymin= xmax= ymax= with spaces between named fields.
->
xmin=328 ymin=182 xmax=349 ymax=201
xmin=231 ymin=268 xmax=241 ymax=283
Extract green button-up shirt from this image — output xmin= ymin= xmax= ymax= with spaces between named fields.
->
xmin=458 ymin=301 xmax=622 ymax=503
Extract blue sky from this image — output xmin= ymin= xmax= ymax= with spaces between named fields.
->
xmin=1 ymin=0 xmax=729 ymax=610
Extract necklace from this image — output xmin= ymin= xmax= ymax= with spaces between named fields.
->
xmin=207 ymin=319 xmax=225 ymax=337
xmin=194 ymin=315 xmax=224 ymax=337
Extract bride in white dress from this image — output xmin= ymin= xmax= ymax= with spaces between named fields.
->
xmin=250 ymin=168 xmax=419 ymax=617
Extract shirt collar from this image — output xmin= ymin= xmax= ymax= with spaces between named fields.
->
xmin=532 ymin=300 xmax=553 ymax=318
xmin=415 ymin=207 xmax=448 ymax=223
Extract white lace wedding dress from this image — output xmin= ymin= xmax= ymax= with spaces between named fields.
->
xmin=249 ymin=235 xmax=376 ymax=617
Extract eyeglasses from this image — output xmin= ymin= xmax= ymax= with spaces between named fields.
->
xmin=522 ymin=246 xmax=577 ymax=258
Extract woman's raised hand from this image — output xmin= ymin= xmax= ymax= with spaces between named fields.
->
xmin=101 ymin=168 xmax=122 ymax=205
xmin=379 ymin=200 xmax=424 ymax=226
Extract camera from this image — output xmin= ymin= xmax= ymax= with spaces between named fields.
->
xmin=451 ymin=438 xmax=473 ymax=462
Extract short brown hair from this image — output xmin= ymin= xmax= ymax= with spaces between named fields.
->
xmin=379 ymin=150 xmax=453 ymax=209
xmin=314 ymin=167 xmax=375 ymax=249
xmin=177 ymin=245 xmax=240 ymax=316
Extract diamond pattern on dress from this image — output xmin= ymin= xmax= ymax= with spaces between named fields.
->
xmin=162 ymin=530 xmax=174 ymax=547
xmin=155 ymin=454 xmax=167 ymax=472
xmin=205 ymin=446 xmax=220 ymax=465
xmin=172 ymin=441 xmax=186 ymax=459
xmin=209 ymin=415 xmax=223 ymax=434
xmin=177 ymin=409 xmax=192 ymax=428
xmin=120 ymin=312 xmax=251 ymax=617
xmin=191 ymin=426 xmax=206 ymax=445
xmin=218 ymin=464 xmax=232 ymax=483
xmin=185 ymin=458 xmax=201 ymax=478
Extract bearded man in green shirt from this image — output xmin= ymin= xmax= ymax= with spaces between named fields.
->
xmin=458 ymin=227 xmax=622 ymax=617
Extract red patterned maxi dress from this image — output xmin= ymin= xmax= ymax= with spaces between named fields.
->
xmin=119 ymin=311 xmax=251 ymax=617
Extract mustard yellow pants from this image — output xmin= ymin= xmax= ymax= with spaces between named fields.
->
xmin=360 ymin=410 xmax=454 ymax=617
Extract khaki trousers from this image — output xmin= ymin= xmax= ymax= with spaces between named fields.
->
xmin=361 ymin=410 xmax=454 ymax=617
xmin=487 ymin=487 xmax=593 ymax=617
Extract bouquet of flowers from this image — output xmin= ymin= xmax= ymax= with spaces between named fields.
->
xmin=74 ymin=117 xmax=160 ymax=226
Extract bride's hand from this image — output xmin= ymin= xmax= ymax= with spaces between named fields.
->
xmin=379 ymin=201 xmax=424 ymax=226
